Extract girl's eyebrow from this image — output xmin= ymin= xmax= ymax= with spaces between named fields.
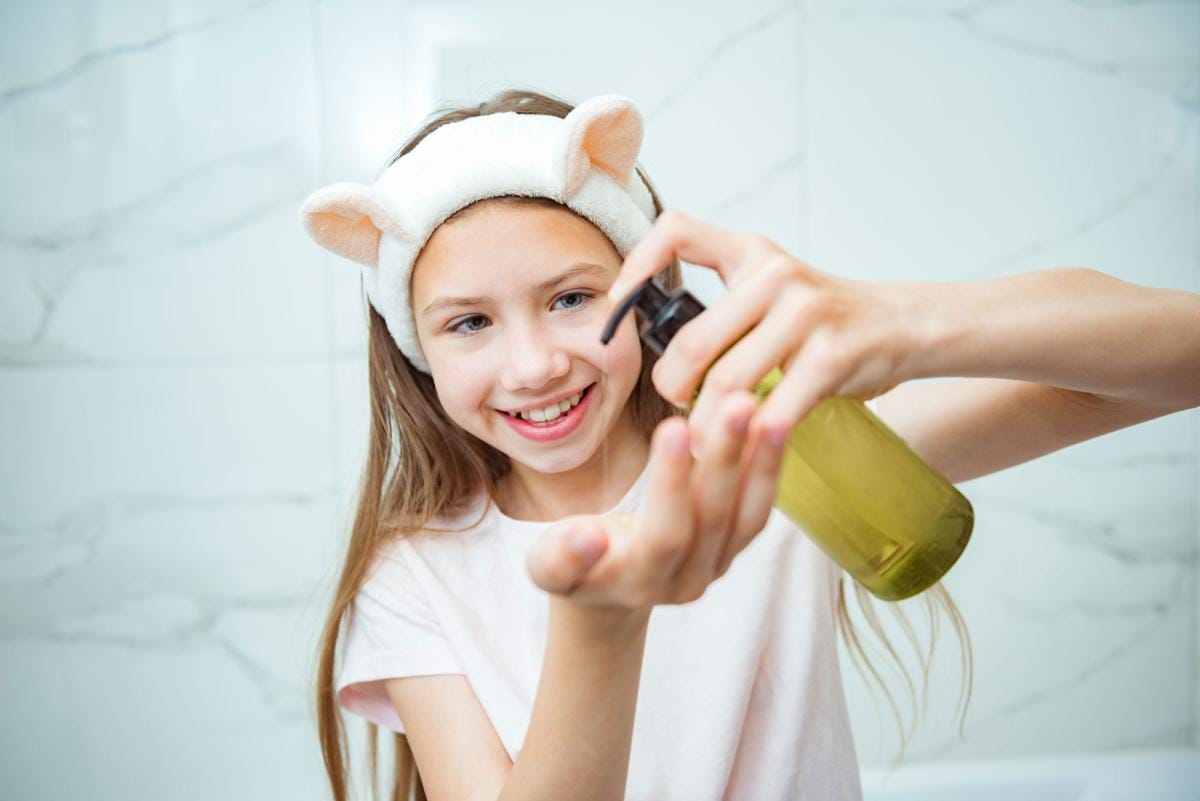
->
xmin=419 ymin=262 xmax=610 ymax=317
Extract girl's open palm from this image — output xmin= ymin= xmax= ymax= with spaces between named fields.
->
xmin=526 ymin=393 xmax=787 ymax=610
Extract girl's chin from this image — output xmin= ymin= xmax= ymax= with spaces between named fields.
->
xmin=498 ymin=434 xmax=603 ymax=474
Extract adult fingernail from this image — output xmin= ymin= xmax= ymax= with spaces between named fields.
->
xmin=767 ymin=427 xmax=788 ymax=449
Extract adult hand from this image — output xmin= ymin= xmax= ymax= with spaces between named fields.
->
xmin=606 ymin=210 xmax=929 ymax=451
xmin=526 ymin=392 xmax=787 ymax=609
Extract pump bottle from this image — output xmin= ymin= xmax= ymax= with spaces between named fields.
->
xmin=601 ymin=278 xmax=973 ymax=601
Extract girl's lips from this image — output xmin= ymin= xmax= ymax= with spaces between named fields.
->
xmin=497 ymin=383 xmax=594 ymax=442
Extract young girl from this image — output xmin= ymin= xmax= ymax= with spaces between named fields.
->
xmin=300 ymin=90 xmax=1198 ymax=801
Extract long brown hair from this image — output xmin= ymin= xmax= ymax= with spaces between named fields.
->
xmin=313 ymin=88 xmax=973 ymax=801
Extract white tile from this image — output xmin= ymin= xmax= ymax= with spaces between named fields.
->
xmin=0 ymin=363 xmax=334 ymax=520
xmin=0 ymin=489 xmax=342 ymax=800
xmin=802 ymin=4 xmax=1196 ymax=288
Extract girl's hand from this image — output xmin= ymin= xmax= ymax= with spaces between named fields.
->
xmin=606 ymin=210 xmax=929 ymax=451
xmin=525 ymin=393 xmax=786 ymax=610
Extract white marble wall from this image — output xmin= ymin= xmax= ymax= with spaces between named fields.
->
xmin=1 ymin=1 xmax=1195 ymax=799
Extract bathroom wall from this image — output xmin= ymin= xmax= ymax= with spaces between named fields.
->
xmin=1 ymin=1 xmax=1196 ymax=799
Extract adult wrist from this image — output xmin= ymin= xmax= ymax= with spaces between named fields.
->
xmin=884 ymin=278 xmax=973 ymax=382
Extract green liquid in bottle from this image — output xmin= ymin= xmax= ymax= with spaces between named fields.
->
xmin=707 ymin=367 xmax=974 ymax=601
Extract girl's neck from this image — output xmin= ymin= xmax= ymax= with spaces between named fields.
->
xmin=494 ymin=406 xmax=651 ymax=522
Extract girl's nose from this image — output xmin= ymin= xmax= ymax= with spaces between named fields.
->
xmin=499 ymin=325 xmax=570 ymax=391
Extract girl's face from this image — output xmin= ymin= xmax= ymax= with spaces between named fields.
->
xmin=410 ymin=201 xmax=644 ymax=475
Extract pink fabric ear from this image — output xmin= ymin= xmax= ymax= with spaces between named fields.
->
xmin=300 ymin=182 xmax=404 ymax=267
xmin=562 ymin=96 xmax=644 ymax=198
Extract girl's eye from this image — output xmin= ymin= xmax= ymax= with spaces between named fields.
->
xmin=445 ymin=291 xmax=594 ymax=336
xmin=451 ymin=316 xmax=487 ymax=335
xmin=554 ymin=290 xmax=594 ymax=311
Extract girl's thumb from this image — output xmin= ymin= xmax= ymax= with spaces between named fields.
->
xmin=526 ymin=518 xmax=607 ymax=595
xmin=568 ymin=523 xmax=606 ymax=562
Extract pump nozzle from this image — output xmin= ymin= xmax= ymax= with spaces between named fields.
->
xmin=599 ymin=276 xmax=706 ymax=355
xmin=601 ymin=280 xmax=658 ymax=345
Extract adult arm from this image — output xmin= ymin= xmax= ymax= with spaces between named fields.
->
xmin=874 ymin=268 xmax=1200 ymax=483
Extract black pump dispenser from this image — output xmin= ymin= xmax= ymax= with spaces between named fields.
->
xmin=600 ymin=279 xmax=706 ymax=355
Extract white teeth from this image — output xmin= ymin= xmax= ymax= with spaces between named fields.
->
xmin=512 ymin=389 xmax=586 ymax=423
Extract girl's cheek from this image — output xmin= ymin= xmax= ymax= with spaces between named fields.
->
xmin=428 ymin=353 xmax=493 ymax=411
xmin=600 ymin=317 xmax=643 ymax=372
xmin=447 ymin=360 xmax=493 ymax=399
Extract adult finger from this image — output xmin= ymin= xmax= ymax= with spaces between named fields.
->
xmin=525 ymin=516 xmax=610 ymax=596
xmin=682 ymin=298 xmax=817 ymax=445
xmin=649 ymin=257 xmax=794 ymax=408
xmin=606 ymin=210 xmax=757 ymax=304
xmin=755 ymin=327 xmax=852 ymax=437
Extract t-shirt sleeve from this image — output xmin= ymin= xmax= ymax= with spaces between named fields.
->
xmin=335 ymin=541 xmax=465 ymax=733
xmin=865 ymin=396 xmax=880 ymax=415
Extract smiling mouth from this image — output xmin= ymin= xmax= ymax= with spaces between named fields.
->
xmin=499 ymin=383 xmax=595 ymax=425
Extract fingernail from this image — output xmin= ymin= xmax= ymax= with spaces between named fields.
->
xmin=570 ymin=527 xmax=603 ymax=560
xmin=670 ymin=425 xmax=691 ymax=456
xmin=730 ymin=412 xmax=750 ymax=435
xmin=767 ymin=427 xmax=788 ymax=449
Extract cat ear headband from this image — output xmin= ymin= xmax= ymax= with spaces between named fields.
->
xmin=298 ymin=94 xmax=658 ymax=374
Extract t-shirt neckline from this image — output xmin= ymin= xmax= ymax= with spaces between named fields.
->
xmin=488 ymin=460 xmax=652 ymax=537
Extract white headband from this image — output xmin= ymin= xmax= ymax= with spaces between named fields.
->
xmin=298 ymin=94 xmax=658 ymax=374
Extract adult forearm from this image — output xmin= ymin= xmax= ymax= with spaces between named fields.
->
xmin=497 ymin=598 xmax=651 ymax=801
xmin=895 ymin=267 xmax=1200 ymax=408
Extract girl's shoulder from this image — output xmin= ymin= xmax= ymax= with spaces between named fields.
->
xmin=386 ymin=491 xmax=498 ymax=555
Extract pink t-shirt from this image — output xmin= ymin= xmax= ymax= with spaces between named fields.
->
xmin=337 ymin=402 xmax=879 ymax=799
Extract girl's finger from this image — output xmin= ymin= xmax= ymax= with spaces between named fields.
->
xmin=713 ymin=423 xmax=789 ymax=578
xmin=628 ymin=416 xmax=695 ymax=594
xmin=668 ymin=392 xmax=756 ymax=601
xmin=606 ymin=210 xmax=754 ymax=303
xmin=525 ymin=517 xmax=610 ymax=596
